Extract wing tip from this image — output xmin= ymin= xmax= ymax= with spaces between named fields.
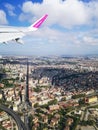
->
xmin=33 ymin=14 xmax=48 ymax=28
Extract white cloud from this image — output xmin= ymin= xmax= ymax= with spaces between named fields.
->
xmin=24 ymin=27 xmax=82 ymax=47
xmin=82 ymin=36 xmax=98 ymax=45
xmin=4 ymin=3 xmax=16 ymax=16
xmin=0 ymin=10 xmax=8 ymax=25
xmin=19 ymin=0 xmax=98 ymax=28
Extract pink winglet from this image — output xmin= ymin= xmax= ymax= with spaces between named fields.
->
xmin=33 ymin=14 xmax=48 ymax=28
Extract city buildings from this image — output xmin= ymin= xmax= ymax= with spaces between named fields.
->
xmin=0 ymin=56 xmax=98 ymax=130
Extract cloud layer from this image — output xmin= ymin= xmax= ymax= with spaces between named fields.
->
xmin=19 ymin=0 xmax=98 ymax=28
xmin=19 ymin=0 xmax=98 ymax=47
xmin=17 ymin=0 xmax=98 ymax=55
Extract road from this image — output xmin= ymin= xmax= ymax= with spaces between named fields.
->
xmin=0 ymin=104 xmax=27 ymax=130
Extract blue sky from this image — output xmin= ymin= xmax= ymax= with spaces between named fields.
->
xmin=0 ymin=0 xmax=98 ymax=56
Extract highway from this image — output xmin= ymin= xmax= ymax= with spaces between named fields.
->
xmin=0 ymin=104 xmax=27 ymax=130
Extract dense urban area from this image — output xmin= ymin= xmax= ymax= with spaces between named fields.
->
xmin=0 ymin=55 xmax=98 ymax=130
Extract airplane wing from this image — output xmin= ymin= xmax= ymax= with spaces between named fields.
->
xmin=0 ymin=32 xmax=25 ymax=44
xmin=0 ymin=14 xmax=48 ymax=44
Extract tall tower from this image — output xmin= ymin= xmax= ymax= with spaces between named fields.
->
xmin=25 ymin=59 xmax=31 ymax=107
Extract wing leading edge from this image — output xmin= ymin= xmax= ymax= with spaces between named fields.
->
xmin=0 ymin=14 xmax=48 ymax=44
